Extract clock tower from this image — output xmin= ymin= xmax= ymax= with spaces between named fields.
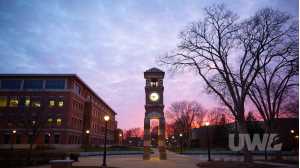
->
xmin=143 ymin=67 xmax=167 ymax=160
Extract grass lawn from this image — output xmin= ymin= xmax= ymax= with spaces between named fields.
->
xmin=168 ymin=147 xmax=229 ymax=153
xmin=197 ymin=161 xmax=278 ymax=168
xmin=259 ymin=159 xmax=298 ymax=165
xmin=81 ymin=146 xmax=144 ymax=152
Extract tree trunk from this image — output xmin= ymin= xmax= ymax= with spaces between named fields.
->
xmin=264 ymin=130 xmax=271 ymax=161
xmin=238 ymin=122 xmax=253 ymax=162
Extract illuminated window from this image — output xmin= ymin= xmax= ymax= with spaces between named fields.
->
xmin=48 ymin=118 xmax=53 ymax=123
xmin=32 ymin=100 xmax=41 ymax=108
xmin=58 ymin=100 xmax=64 ymax=107
xmin=49 ymin=100 xmax=55 ymax=107
xmin=0 ymin=96 xmax=7 ymax=107
xmin=9 ymin=97 xmax=18 ymax=107
xmin=150 ymin=79 xmax=158 ymax=87
xmin=25 ymin=97 xmax=30 ymax=107
xmin=56 ymin=118 xmax=62 ymax=126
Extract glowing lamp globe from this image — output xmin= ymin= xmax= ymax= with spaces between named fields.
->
xmin=104 ymin=115 xmax=110 ymax=121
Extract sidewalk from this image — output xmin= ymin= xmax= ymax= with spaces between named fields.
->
xmin=73 ymin=149 xmax=199 ymax=168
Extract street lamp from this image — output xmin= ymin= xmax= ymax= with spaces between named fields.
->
xmin=179 ymin=133 xmax=183 ymax=154
xmin=119 ymin=133 xmax=122 ymax=145
xmin=204 ymin=122 xmax=211 ymax=161
xmin=291 ymin=130 xmax=295 ymax=134
xmin=102 ymin=115 xmax=110 ymax=168
xmin=85 ymin=130 xmax=90 ymax=152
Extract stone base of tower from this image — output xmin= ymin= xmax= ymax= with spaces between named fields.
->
xmin=143 ymin=146 xmax=151 ymax=160
xmin=159 ymin=146 xmax=167 ymax=160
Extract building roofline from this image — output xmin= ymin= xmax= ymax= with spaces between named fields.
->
xmin=0 ymin=74 xmax=77 ymax=77
xmin=0 ymin=73 xmax=117 ymax=115
xmin=72 ymin=74 xmax=117 ymax=115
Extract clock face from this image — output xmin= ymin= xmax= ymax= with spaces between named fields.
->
xmin=149 ymin=92 xmax=159 ymax=102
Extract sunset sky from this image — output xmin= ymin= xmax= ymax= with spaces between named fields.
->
xmin=0 ymin=0 xmax=298 ymax=129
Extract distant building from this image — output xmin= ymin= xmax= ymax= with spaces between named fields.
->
xmin=114 ymin=128 xmax=123 ymax=145
xmin=191 ymin=118 xmax=298 ymax=150
xmin=125 ymin=137 xmax=143 ymax=147
xmin=0 ymin=74 xmax=117 ymax=148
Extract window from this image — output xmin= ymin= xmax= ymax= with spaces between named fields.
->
xmin=56 ymin=118 xmax=62 ymax=126
xmin=150 ymin=80 xmax=158 ymax=87
xmin=49 ymin=100 xmax=55 ymax=107
xmin=44 ymin=134 xmax=50 ymax=144
xmin=9 ymin=97 xmax=18 ymax=107
xmin=48 ymin=118 xmax=53 ymax=123
xmin=69 ymin=135 xmax=73 ymax=144
xmin=45 ymin=80 xmax=65 ymax=89
xmin=4 ymin=134 xmax=10 ymax=144
xmin=28 ymin=135 xmax=33 ymax=144
xmin=58 ymin=100 xmax=64 ymax=107
xmin=16 ymin=135 xmax=21 ymax=144
xmin=0 ymin=96 xmax=7 ymax=107
xmin=54 ymin=135 xmax=60 ymax=144
xmin=74 ymin=84 xmax=81 ymax=95
xmin=1 ymin=80 xmax=21 ymax=89
xmin=23 ymin=80 xmax=43 ymax=89
xmin=25 ymin=96 xmax=30 ymax=107
xmin=31 ymin=97 xmax=41 ymax=108
xmin=32 ymin=100 xmax=41 ymax=107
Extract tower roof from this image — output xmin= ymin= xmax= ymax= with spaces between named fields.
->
xmin=145 ymin=67 xmax=164 ymax=73
xmin=144 ymin=67 xmax=165 ymax=79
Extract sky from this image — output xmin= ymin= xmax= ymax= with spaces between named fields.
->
xmin=0 ymin=0 xmax=298 ymax=129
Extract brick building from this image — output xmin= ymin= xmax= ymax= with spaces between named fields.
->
xmin=0 ymin=74 xmax=117 ymax=148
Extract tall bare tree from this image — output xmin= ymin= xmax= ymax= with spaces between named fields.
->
xmin=124 ymin=127 xmax=143 ymax=138
xmin=282 ymin=90 xmax=299 ymax=118
xmin=206 ymin=107 xmax=233 ymax=125
xmin=160 ymin=5 xmax=297 ymax=162
xmin=166 ymin=101 xmax=206 ymax=147
xmin=20 ymin=97 xmax=48 ymax=165
xmin=246 ymin=8 xmax=298 ymax=160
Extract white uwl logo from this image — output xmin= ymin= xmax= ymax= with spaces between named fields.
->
xmin=228 ymin=134 xmax=282 ymax=151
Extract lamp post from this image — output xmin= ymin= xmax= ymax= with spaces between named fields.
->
xmin=11 ymin=129 xmax=16 ymax=151
xmin=102 ymin=115 xmax=110 ymax=168
xmin=119 ymin=133 xmax=122 ymax=145
xmin=85 ymin=130 xmax=90 ymax=152
xmin=179 ymin=133 xmax=183 ymax=154
xmin=205 ymin=122 xmax=211 ymax=161
xmin=172 ymin=135 xmax=175 ymax=150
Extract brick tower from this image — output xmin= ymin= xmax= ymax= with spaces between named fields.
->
xmin=143 ymin=67 xmax=166 ymax=160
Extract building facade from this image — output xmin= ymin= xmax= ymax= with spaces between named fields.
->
xmin=0 ymin=74 xmax=117 ymax=148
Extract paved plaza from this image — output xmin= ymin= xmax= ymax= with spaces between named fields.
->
xmin=28 ymin=149 xmax=298 ymax=168
xmin=74 ymin=150 xmax=198 ymax=168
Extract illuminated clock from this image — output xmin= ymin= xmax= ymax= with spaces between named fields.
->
xmin=149 ymin=92 xmax=159 ymax=102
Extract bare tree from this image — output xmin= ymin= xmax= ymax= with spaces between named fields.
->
xmin=124 ymin=127 xmax=143 ymax=139
xmin=19 ymin=97 xmax=48 ymax=165
xmin=160 ymin=5 xmax=297 ymax=162
xmin=246 ymin=8 xmax=298 ymax=160
xmin=4 ymin=96 xmax=49 ymax=165
xmin=281 ymin=89 xmax=299 ymax=118
xmin=166 ymin=101 xmax=206 ymax=147
xmin=206 ymin=107 xmax=233 ymax=125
